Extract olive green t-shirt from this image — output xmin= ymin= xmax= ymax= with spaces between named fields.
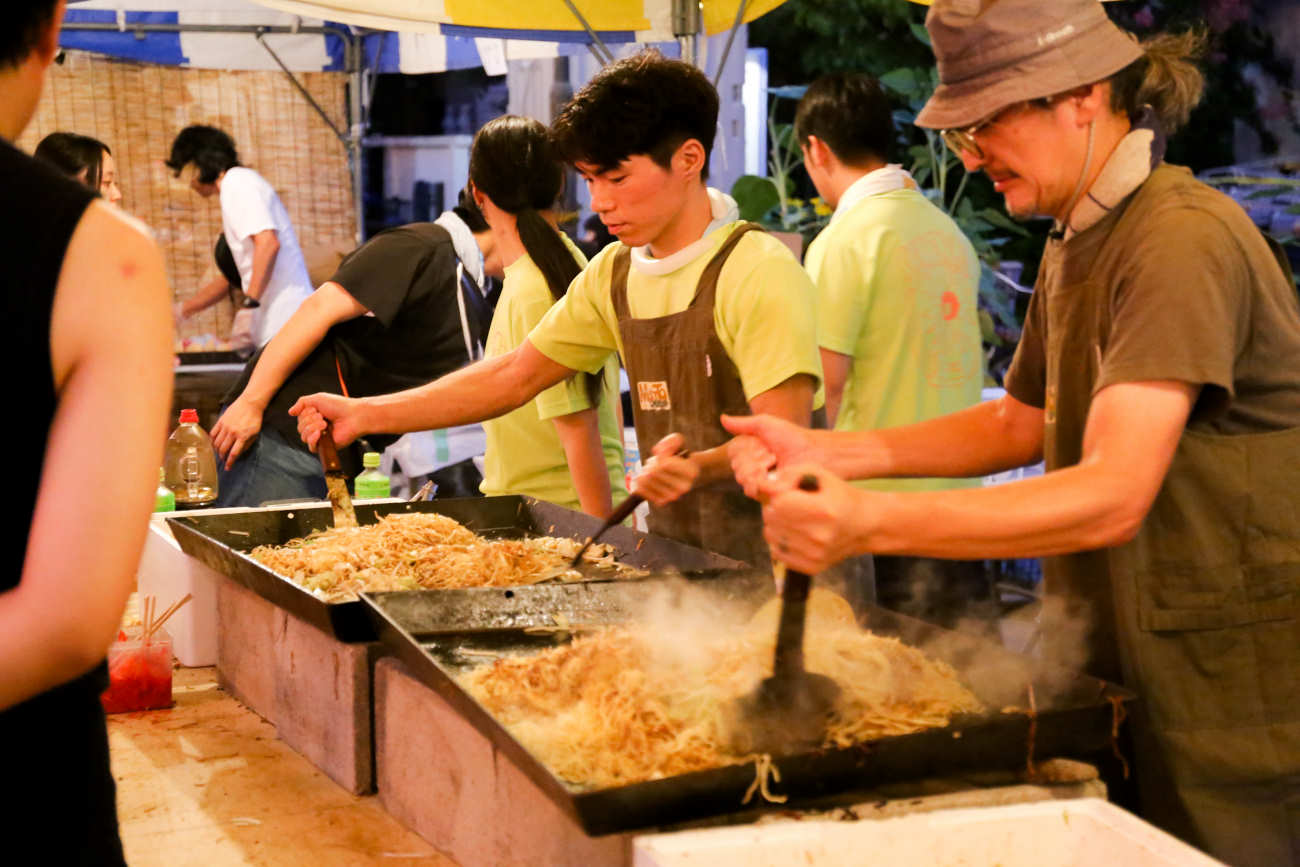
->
xmin=1005 ymin=163 xmax=1300 ymax=448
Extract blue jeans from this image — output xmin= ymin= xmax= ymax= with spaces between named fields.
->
xmin=215 ymin=427 xmax=327 ymax=507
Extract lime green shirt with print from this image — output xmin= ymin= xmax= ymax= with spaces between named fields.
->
xmin=529 ymin=222 xmax=823 ymax=405
xmin=480 ymin=239 xmax=627 ymax=511
xmin=807 ymin=187 xmax=982 ymax=492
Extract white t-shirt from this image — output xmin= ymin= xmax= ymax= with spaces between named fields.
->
xmin=219 ymin=166 xmax=313 ymax=347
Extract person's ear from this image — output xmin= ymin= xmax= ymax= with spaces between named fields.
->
xmin=672 ymin=138 xmax=707 ymax=180
xmin=803 ymin=135 xmax=830 ymax=171
xmin=36 ymin=0 xmax=67 ymax=68
xmin=1067 ymin=83 xmax=1107 ymax=126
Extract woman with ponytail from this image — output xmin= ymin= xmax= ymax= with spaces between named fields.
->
xmin=469 ymin=115 xmax=626 ymax=517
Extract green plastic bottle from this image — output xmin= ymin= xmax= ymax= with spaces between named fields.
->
xmin=354 ymin=451 xmax=390 ymax=499
xmin=154 ymin=467 xmax=175 ymax=512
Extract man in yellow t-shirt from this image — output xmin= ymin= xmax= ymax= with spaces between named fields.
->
xmin=290 ymin=51 xmax=822 ymax=565
xmin=797 ymin=73 xmax=987 ymax=624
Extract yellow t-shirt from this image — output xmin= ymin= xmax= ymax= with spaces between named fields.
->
xmin=529 ymin=222 xmax=823 ymax=405
xmin=480 ymin=238 xmax=628 ymax=511
xmin=807 ymin=188 xmax=983 ymax=492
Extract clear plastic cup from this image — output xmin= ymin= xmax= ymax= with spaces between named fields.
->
xmin=101 ymin=634 xmax=174 ymax=713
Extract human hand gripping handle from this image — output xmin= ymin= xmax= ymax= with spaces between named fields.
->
xmin=630 ymin=432 xmax=697 ymax=507
xmin=722 ymin=413 xmax=822 ymax=500
xmin=761 ymin=465 xmax=865 ymax=576
xmin=289 ymin=391 xmax=362 ymax=453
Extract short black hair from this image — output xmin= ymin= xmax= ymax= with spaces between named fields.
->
xmin=34 ymin=132 xmax=111 ymax=191
xmin=551 ymin=49 xmax=718 ymax=180
xmin=794 ymin=73 xmax=895 ymax=166
xmin=0 ymin=1 xmax=59 ymax=70
xmin=166 ymin=125 xmax=240 ymax=184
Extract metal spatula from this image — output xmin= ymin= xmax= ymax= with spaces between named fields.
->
xmin=567 ymin=446 xmax=689 ymax=568
xmin=730 ymin=474 xmax=840 ymax=754
xmin=316 ymin=423 xmax=358 ymax=529
xmin=567 ymin=493 xmax=644 ymax=568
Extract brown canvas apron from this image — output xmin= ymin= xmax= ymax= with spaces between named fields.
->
xmin=1037 ymin=235 xmax=1300 ymax=867
xmin=612 ymin=224 xmax=768 ymax=565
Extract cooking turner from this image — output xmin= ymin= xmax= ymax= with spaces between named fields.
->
xmin=730 ymin=473 xmax=840 ymax=755
xmin=316 ymin=422 xmax=358 ymax=529
xmin=567 ymin=493 xmax=644 ymax=568
xmin=567 ymin=446 xmax=689 ymax=568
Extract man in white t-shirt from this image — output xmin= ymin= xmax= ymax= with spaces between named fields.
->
xmin=167 ymin=125 xmax=313 ymax=347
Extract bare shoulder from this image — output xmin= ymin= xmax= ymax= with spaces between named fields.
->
xmin=52 ymin=201 xmax=172 ymax=382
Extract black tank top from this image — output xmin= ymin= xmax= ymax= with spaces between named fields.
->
xmin=0 ymin=139 xmax=126 ymax=863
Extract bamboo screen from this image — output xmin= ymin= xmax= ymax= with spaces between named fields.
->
xmin=16 ymin=49 xmax=356 ymax=344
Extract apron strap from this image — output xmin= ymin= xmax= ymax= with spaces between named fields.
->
xmin=692 ymin=222 xmax=764 ymax=308
xmin=610 ymin=244 xmax=633 ymax=320
xmin=609 ymin=222 xmax=764 ymax=320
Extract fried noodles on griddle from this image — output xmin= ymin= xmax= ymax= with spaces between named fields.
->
xmin=460 ymin=606 xmax=984 ymax=789
xmin=249 ymin=512 xmax=639 ymax=602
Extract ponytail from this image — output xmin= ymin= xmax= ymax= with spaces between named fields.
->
xmin=471 ymin=115 xmax=604 ymax=409
xmin=516 ymin=206 xmax=602 ymax=408
xmin=1108 ymin=29 xmax=1206 ymax=135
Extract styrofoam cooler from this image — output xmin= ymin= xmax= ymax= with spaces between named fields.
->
xmin=631 ymin=799 xmax=1226 ymax=867
xmin=135 ymin=515 xmax=220 ymax=666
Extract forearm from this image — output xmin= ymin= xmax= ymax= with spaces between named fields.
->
xmin=819 ymin=348 xmax=850 ymax=430
xmin=824 ymin=396 xmax=1042 ymax=481
xmin=239 ymin=299 xmax=340 ymax=409
xmin=362 ymin=345 xmax=568 ymax=436
xmin=854 ymin=459 xmax=1148 ymax=560
xmin=552 ymin=409 xmax=614 ymax=518
xmin=246 ymin=235 xmax=279 ymax=301
xmin=182 ymin=276 xmax=231 ymax=318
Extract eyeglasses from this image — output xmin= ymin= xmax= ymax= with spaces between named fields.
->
xmin=941 ymin=98 xmax=1058 ymax=159
xmin=940 ymin=115 xmax=999 ymax=160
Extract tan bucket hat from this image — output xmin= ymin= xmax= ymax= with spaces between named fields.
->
xmin=916 ymin=0 xmax=1143 ymax=130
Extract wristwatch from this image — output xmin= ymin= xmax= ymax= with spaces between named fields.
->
xmin=240 ymin=295 xmax=260 ymax=309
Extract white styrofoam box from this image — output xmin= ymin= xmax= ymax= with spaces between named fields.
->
xmin=135 ymin=516 xmax=220 ymax=667
xmin=631 ymin=799 xmax=1226 ymax=867
xmin=138 ymin=499 xmax=410 ymax=665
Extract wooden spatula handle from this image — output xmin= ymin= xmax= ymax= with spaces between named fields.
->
xmin=317 ymin=423 xmax=343 ymax=474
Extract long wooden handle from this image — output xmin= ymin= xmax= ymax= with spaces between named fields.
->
xmin=317 ymin=422 xmax=343 ymax=474
xmin=772 ymin=473 xmax=821 ymax=678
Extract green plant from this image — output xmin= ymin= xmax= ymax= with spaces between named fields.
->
xmin=731 ymin=85 xmax=832 ymax=240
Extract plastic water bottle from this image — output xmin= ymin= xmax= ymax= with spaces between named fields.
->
xmin=164 ymin=409 xmax=218 ymax=507
xmin=154 ymin=467 xmax=175 ymax=512
xmin=354 ymin=451 xmax=390 ymax=499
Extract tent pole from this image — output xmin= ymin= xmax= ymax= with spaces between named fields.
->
xmin=256 ymin=33 xmax=347 ymax=141
xmin=559 ymin=0 xmax=614 ymax=65
xmin=253 ymin=31 xmax=364 ymax=243
xmin=711 ymin=0 xmax=750 ymax=87
xmin=673 ymin=0 xmax=702 ymax=66
xmin=347 ymin=33 xmax=365 ymax=244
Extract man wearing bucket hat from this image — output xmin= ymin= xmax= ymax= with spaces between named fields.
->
xmin=725 ymin=2 xmax=1300 ymax=863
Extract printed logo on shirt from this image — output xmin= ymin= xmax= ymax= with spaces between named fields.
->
xmin=941 ymin=292 xmax=960 ymax=321
xmin=638 ymin=381 xmax=671 ymax=412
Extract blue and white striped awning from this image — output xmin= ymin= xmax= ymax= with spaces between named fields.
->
xmin=61 ymin=0 xmax=658 ymax=73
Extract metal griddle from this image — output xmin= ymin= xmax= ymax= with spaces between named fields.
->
xmin=166 ymin=496 xmax=746 ymax=642
xmin=363 ymin=576 xmax=1135 ymax=836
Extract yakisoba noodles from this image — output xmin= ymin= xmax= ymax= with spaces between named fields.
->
xmin=460 ymin=597 xmax=984 ymax=790
xmin=249 ymin=512 xmax=640 ymax=602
